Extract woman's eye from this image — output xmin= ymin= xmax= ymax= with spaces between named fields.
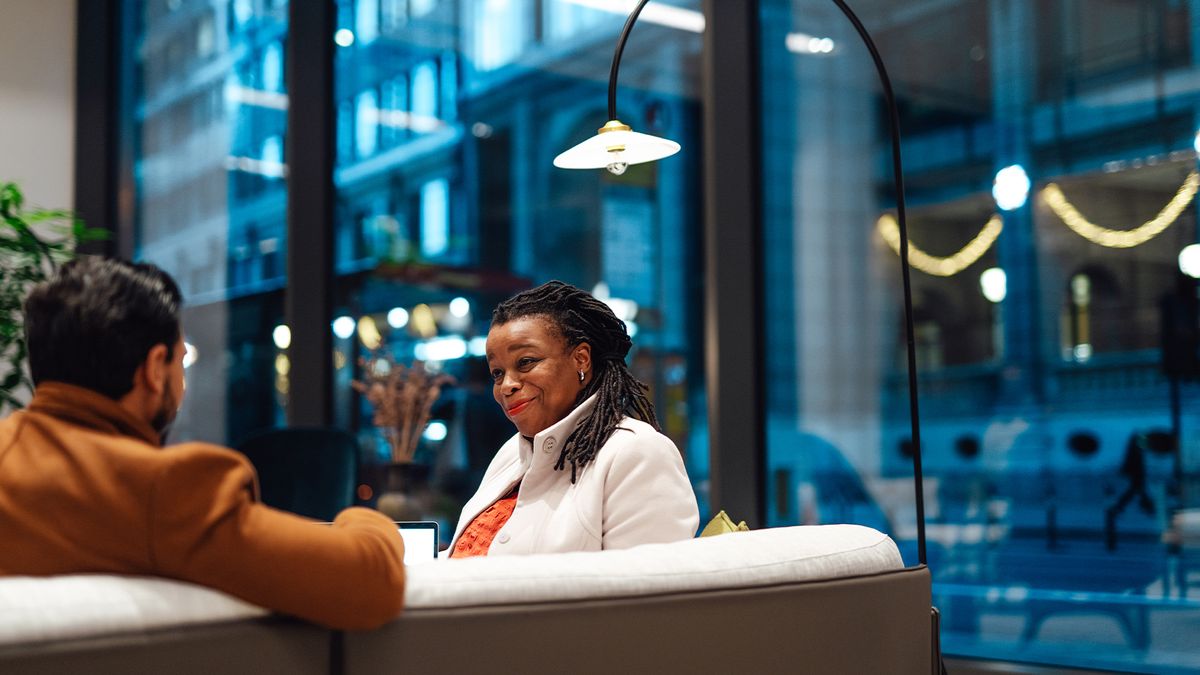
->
xmin=517 ymin=357 xmax=538 ymax=369
xmin=490 ymin=369 xmax=503 ymax=382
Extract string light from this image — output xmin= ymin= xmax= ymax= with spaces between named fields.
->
xmin=877 ymin=214 xmax=1003 ymax=277
xmin=1041 ymin=171 xmax=1200 ymax=249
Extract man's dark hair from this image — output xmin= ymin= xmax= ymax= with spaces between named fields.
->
xmin=24 ymin=256 xmax=182 ymax=400
xmin=492 ymin=280 xmax=659 ymax=482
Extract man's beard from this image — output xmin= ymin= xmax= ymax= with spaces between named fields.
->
xmin=151 ymin=383 xmax=179 ymax=441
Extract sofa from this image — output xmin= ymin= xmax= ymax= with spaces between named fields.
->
xmin=0 ymin=524 xmax=934 ymax=674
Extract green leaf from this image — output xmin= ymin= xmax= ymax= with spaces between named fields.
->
xmin=2 ymin=368 xmax=23 ymax=390
xmin=0 ymin=183 xmax=23 ymax=214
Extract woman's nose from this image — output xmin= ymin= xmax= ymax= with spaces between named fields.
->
xmin=501 ymin=372 xmax=521 ymax=393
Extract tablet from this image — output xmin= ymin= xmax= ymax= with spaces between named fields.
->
xmin=395 ymin=521 xmax=439 ymax=565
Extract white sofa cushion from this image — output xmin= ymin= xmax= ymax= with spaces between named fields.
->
xmin=0 ymin=575 xmax=266 ymax=646
xmin=0 ymin=524 xmax=901 ymax=644
xmin=405 ymin=524 xmax=902 ymax=608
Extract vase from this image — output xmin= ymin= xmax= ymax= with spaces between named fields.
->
xmin=375 ymin=462 xmax=429 ymax=521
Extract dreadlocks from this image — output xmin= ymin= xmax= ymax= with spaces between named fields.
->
xmin=492 ymin=280 xmax=659 ymax=482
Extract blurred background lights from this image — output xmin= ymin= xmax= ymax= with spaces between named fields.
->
xmin=992 ymin=164 xmax=1031 ymax=211
xmin=272 ymin=324 xmax=291 ymax=350
xmin=1071 ymin=274 xmax=1091 ymax=307
xmin=605 ymin=297 xmax=638 ymax=321
xmin=591 ymin=281 xmax=638 ymax=320
xmin=423 ymin=420 xmax=448 ymax=442
xmin=1179 ymin=244 xmax=1200 ymax=278
xmin=415 ymin=336 xmax=467 ymax=362
xmin=449 ymin=296 xmax=470 ymax=318
xmin=357 ymin=316 xmax=382 ymax=350
xmin=387 ymin=306 xmax=409 ymax=329
xmin=979 ymin=267 xmax=1007 ymax=303
xmin=1194 ymin=129 xmax=1200 ymax=154
xmin=334 ymin=29 xmax=355 ymax=47
xmin=469 ymin=336 xmax=487 ymax=356
xmin=274 ymin=354 xmax=290 ymax=376
xmin=411 ymin=303 xmax=438 ymax=338
xmin=183 ymin=342 xmax=199 ymax=369
xmin=332 ymin=315 xmax=355 ymax=339
xmin=785 ymin=32 xmax=836 ymax=55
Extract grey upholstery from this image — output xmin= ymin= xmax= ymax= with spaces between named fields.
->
xmin=346 ymin=566 xmax=933 ymax=675
xmin=0 ymin=567 xmax=933 ymax=675
xmin=0 ymin=618 xmax=329 ymax=675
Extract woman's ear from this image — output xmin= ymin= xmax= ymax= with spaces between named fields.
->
xmin=573 ymin=342 xmax=592 ymax=377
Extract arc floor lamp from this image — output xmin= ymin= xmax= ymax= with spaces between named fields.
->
xmin=553 ymin=0 xmax=928 ymax=568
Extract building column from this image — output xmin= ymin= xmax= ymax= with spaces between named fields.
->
xmin=990 ymin=0 xmax=1044 ymax=408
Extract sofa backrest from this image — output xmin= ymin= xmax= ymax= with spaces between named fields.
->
xmin=0 ymin=525 xmax=924 ymax=674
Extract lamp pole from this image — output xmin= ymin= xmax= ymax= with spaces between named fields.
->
xmin=827 ymin=0 xmax=927 ymax=567
xmin=564 ymin=0 xmax=927 ymax=566
xmin=607 ymin=0 xmax=652 ymax=123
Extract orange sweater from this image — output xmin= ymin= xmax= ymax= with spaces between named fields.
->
xmin=0 ymin=382 xmax=406 ymax=631
xmin=450 ymin=484 xmax=519 ymax=558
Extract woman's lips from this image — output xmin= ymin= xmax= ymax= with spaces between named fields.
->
xmin=507 ymin=399 xmax=533 ymax=416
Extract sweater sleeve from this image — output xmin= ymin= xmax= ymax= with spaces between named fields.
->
xmin=600 ymin=427 xmax=700 ymax=550
xmin=148 ymin=444 xmax=406 ymax=630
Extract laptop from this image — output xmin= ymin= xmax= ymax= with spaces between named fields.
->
xmin=395 ymin=521 xmax=439 ymax=565
xmin=319 ymin=520 xmax=439 ymax=565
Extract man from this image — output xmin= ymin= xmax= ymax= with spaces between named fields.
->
xmin=0 ymin=257 xmax=405 ymax=630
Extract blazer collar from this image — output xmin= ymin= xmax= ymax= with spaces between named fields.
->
xmin=26 ymin=382 xmax=162 ymax=446
xmin=517 ymin=394 xmax=599 ymax=465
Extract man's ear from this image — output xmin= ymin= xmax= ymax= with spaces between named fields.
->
xmin=572 ymin=342 xmax=592 ymax=375
xmin=139 ymin=343 xmax=170 ymax=395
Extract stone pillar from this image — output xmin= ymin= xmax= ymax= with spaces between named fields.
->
xmin=989 ymin=0 xmax=1044 ymax=407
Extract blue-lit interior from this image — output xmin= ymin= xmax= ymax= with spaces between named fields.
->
xmin=128 ymin=0 xmax=1200 ymax=671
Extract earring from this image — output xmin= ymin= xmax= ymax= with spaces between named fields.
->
xmin=578 ymin=370 xmax=585 ymax=383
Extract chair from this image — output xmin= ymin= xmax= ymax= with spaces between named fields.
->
xmin=235 ymin=427 xmax=359 ymax=522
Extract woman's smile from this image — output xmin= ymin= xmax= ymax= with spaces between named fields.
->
xmin=506 ymin=398 xmax=534 ymax=416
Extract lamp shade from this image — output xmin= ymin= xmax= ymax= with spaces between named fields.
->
xmin=553 ymin=120 xmax=680 ymax=174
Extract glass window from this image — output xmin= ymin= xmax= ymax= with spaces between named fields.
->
xmin=129 ymin=0 xmax=287 ymax=445
xmin=419 ymin=177 xmax=449 ymax=259
xmin=542 ymin=0 xmax=606 ymax=43
xmin=471 ymin=0 xmax=531 ymax=71
xmin=333 ymin=0 xmax=707 ymax=545
xmin=356 ymin=0 xmax=380 ymax=45
xmin=355 ymin=89 xmax=380 ymax=159
xmin=762 ymin=0 xmax=1200 ymax=671
xmin=410 ymin=61 xmax=437 ymax=123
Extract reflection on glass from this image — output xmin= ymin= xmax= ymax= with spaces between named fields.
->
xmin=131 ymin=0 xmax=289 ymax=444
xmin=332 ymin=0 xmax=707 ymax=544
xmin=763 ymin=0 xmax=1200 ymax=672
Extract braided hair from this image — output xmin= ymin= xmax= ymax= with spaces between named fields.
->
xmin=492 ymin=280 xmax=659 ymax=482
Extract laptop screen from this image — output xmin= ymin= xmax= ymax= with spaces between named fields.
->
xmin=396 ymin=521 xmax=439 ymax=565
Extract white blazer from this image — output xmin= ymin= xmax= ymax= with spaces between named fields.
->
xmin=449 ymin=395 xmax=700 ymax=556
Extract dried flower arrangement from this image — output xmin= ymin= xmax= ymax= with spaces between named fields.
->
xmin=352 ymin=354 xmax=455 ymax=464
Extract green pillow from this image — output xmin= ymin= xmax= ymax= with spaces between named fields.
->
xmin=699 ymin=510 xmax=750 ymax=537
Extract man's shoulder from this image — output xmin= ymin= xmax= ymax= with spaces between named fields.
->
xmin=159 ymin=441 xmax=253 ymax=472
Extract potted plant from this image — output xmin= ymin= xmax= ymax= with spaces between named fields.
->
xmin=0 ymin=182 xmax=108 ymax=412
xmin=352 ymin=354 xmax=455 ymax=519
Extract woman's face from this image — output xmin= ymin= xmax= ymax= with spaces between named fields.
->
xmin=486 ymin=316 xmax=591 ymax=438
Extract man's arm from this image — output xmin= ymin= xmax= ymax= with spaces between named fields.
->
xmin=148 ymin=444 xmax=405 ymax=630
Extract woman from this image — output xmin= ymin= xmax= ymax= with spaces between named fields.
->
xmin=448 ymin=281 xmax=699 ymax=557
